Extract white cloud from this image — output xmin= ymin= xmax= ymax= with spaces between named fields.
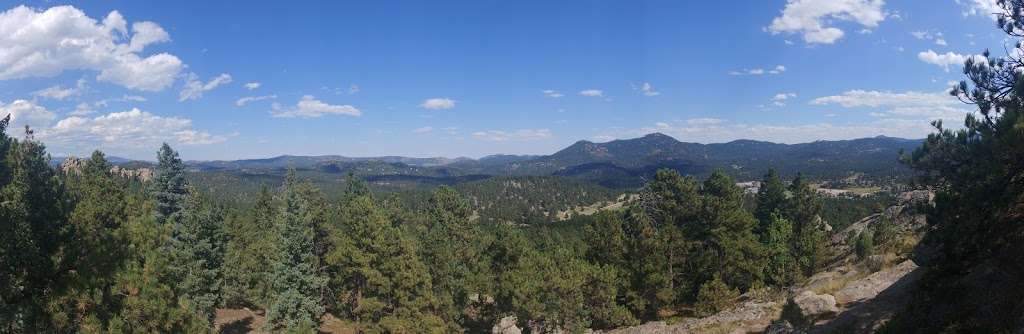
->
xmin=94 ymin=94 xmax=146 ymax=108
xmin=958 ymin=0 xmax=1001 ymax=18
xmin=0 ymin=100 xmax=57 ymax=130
xmin=412 ymin=126 xmax=433 ymax=134
xmin=33 ymin=79 xmax=88 ymax=100
xmin=179 ymin=73 xmax=232 ymax=101
xmin=771 ymin=92 xmax=798 ymax=106
xmin=935 ymin=38 xmax=948 ymax=46
xmin=472 ymin=129 xmax=552 ymax=142
xmin=729 ymin=65 xmax=786 ymax=76
xmin=917 ymin=50 xmax=971 ymax=71
xmin=811 ymin=89 xmax=972 ymax=119
xmin=638 ymin=82 xmax=660 ymax=96
xmin=579 ymin=89 xmax=603 ymax=97
xmin=244 ymin=82 xmax=261 ymax=90
xmin=0 ymin=6 xmax=185 ymax=91
xmin=420 ymin=98 xmax=456 ymax=110
xmin=767 ymin=0 xmax=886 ymax=44
xmin=541 ymin=90 xmax=564 ymax=98
xmin=235 ymin=94 xmax=277 ymax=107
xmin=41 ymin=108 xmax=225 ymax=153
xmin=271 ymin=95 xmax=361 ymax=118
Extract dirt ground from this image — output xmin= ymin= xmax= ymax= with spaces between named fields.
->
xmin=214 ymin=309 xmax=356 ymax=334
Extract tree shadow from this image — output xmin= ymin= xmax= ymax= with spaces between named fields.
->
xmin=806 ymin=264 xmax=924 ymax=334
xmin=219 ymin=316 xmax=254 ymax=334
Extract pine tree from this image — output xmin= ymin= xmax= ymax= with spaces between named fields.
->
xmin=695 ymin=171 xmax=765 ymax=293
xmin=328 ymin=195 xmax=447 ymax=332
xmin=223 ymin=184 xmax=276 ymax=308
xmin=755 ymin=168 xmax=787 ymax=233
xmin=694 ymin=276 xmax=738 ymax=317
xmin=787 ymin=174 xmax=828 ymax=276
xmin=152 ymin=143 xmax=188 ymax=224
xmin=762 ymin=212 xmax=797 ymax=286
xmin=422 ymin=186 xmax=484 ymax=327
xmin=265 ymin=170 xmax=326 ymax=331
xmin=0 ymin=127 xmax=71 ymax=331
xmin=55 ymin=151 xmax=131 ymax=331
xmin=165 ymin=188 xmax=226 ymax=323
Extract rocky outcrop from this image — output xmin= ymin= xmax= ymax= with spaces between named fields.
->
xmin=834 ymin=260 xmax=918 ymax=304
xmin=110 ymin=165 xmax=153 ymax=182
xmin=492 ymin=316 xmax=522 ymax=334
xmin=58 ymin=156 xmax=153 ymax=182
xmin=793 ymin=291 xmax=838 ymax=318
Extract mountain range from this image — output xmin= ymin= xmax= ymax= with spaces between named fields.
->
xmin=177 ymin=133 xmax=923 ymax=188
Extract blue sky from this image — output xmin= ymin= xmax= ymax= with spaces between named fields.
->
xmin=0 ymin=0 xmax=1008 ymax=160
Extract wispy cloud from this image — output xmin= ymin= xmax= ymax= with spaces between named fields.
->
xmin=472 ymin=128 xmax=552 ymax=142
xmin=579 ymin=89 xmax=603 ymax=97
xmin=420 ymin=98 xmax=456 ymax=110
xmin=541 ymin=90 xmax=564 ymax=98
xmin=235 ymin=94 xmax=277 ymax=107
xmin=179 ymin=73 xmax=232 ymax=101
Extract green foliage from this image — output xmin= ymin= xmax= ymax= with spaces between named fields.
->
xmin=223 ymin=184 xmax=276 ymax=308
xmin=762 ymin=213 xmax=797 ymax=286
xmin=883 ymin=3 xmax=1024 ymax=331
xmin=265 ymin=170 xmax=327 ymax=331
xmin=694 ymin=276 xmax=739 ymax=317
xmin=854 ymin=231 xmax=874 ymax=260
xmin=787 ymin=174 xmax=829 ymax=277
xmin=152 ymin=143 xmax=188 ymax=224
xmin=166 ymin=188 xmax=226 ymax=322
xmin=694 ymin=170 xmax=765 ymax=293
xmin=421 ymin=186 xmax=486 ymax=327
xmin=327 ymin=195 xmax=447 ymax=332
xmin=755 ymin=168 xmax=787 ymax=232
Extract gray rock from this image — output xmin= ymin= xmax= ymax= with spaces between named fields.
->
xmin=493 ymin=316 xmax=521 ymax=334
xmin=765 ymin=321 xmax=795 ymax=334
xmin=793 ymin=291 xmax=838 ymax=318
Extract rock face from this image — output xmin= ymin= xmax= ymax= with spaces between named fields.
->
xmin=793 ymin=291 xmax=838 ymax=318
xmin=834 ymin=260 xmax=919 ymax=304
xmin=492 ymin=316 xmax=522 ymax=334
xmin=59 ymin=156 xmax=153 ymax=182
xmin=60 ymin=156 xmax=86 ymax=175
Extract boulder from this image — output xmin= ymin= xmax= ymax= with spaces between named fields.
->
xmin=793 ymin=291 xmax=838 ymax=318
xmin=492 ymin=316 xmax=521 ymax=334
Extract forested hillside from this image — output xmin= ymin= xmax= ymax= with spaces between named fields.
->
xmin=0 ymin=113 xmax=863 ymax=332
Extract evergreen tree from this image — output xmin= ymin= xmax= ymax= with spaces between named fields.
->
xmin=0 ymin=127 xmax=71 ymax=332
xmin=151 ymin=143 xmax=188 ymax=224
xmin=165 ymin=188 xmax=226 ymax=323
xmin=694 ymin=171 xmax=765 ymax=292
xmin=755 ymin=168 xmax=787 ymax=233
xmin=422 ymin=186 xmax=485 ymax=327
xmin=265 ymin=170 xmax=327 ymax=331
xmin=223 ymin=184 xmax=276 ymax=308
xmin=787 ymin=174 xmax=828 ymax=276
xmin=694 ymin=276 xmax=738 ymax=317
xmin=327 ymin=195 xmax=447 ymax=332
xmin=55 ymin=151 xmax=131 ymax=331
xmin=762 ymin=212 xmax=797 ymax=286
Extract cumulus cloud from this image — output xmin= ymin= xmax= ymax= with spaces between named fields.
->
xmin=729 ymin=65 xmax=786 ymax=76
xmin=0 ymin=100 xmax=57 ymax=130
xmin=0 ymin=6 xmax=184 ymax=91
xmin=541 ymin=90 xmax=564 ymax=98
xmin=420 ymin=98 xmax=456 ymax=110
xmin=579 ymin=89 xmax=603 ymax=97
xmin=811 ymin=89 xmax=971 ymax=119
xmin=235 ymin=94 xmax=277 ymax=107
xmin=179 ymin=73 xmax=232 ymax=101
xmin=772 ymin=92 xmax=798 ymax=106
xmin=767 ymin=0 xmax=886 ymax=44
xmin=271 ymin=95 xmax=361 ymax=118
xmin=412 ymin=126 xmax=433 ymax=134
xmin=244 ymin=82 xmax=261 ymax=90
xmin=472 ymin=129 xmax=552 ymax=142
xmin=41 ymin=107 xmax=225 ymax=154
xmin=917 ymin=50 xmax=972 ymax=72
